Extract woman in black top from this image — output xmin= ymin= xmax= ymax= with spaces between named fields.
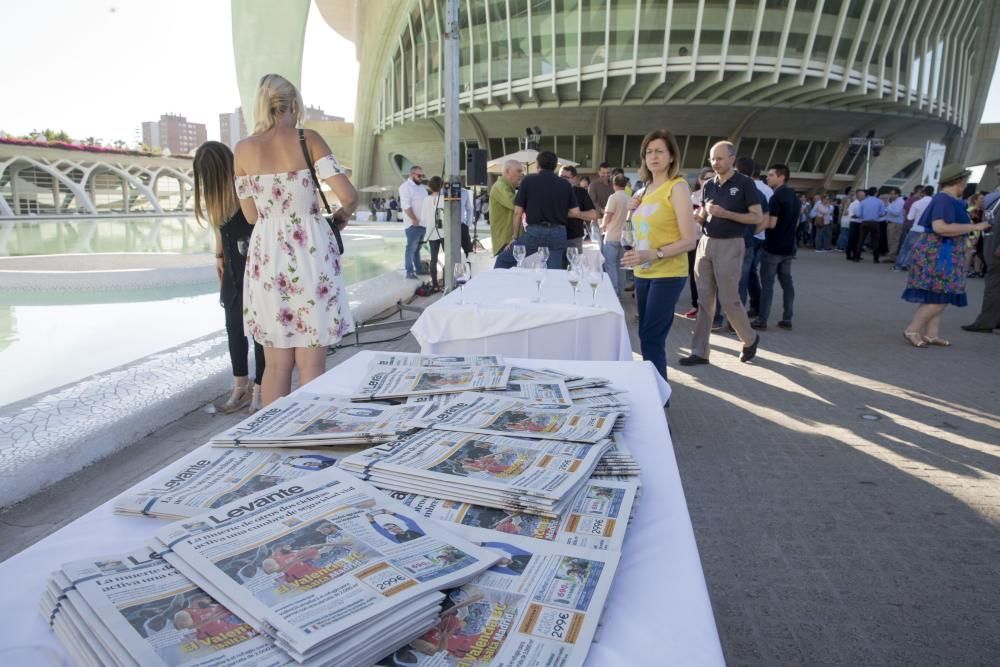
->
xmin=193 ymin=141 xmax=265 ymax=412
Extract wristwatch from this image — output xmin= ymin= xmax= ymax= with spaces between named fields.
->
xmin=655 ymin=248 xmax=664 ymax=259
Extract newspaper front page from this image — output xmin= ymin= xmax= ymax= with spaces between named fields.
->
xmin=53 ymin=548 xmax=291 ymax=667
xmin=369 ymin=354 xmax=506 ymax=368
xmin=386 ymin=478 xmax=638 ymax=552
xmin=211 ymin=393 xmax=425 ymax=447
xmin=152 ymin=466 xmax=499 ymax=657
xmin=413 ymin=393 xmax=619 ymax=444
xmin=115 ymin=446 xmax=361 ymax=520
xmin=352 ymin=367 xmax=512 ymax=402
xmin=482 ymin=381 xmax=572 ymax=406
xmin=374 ymin=533 xmax=621 ymax=667
xmin=338 ymin=430 xmax=609 ymax=513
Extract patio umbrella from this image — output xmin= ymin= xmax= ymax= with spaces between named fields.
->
xmin=486 ymin=149 xmax=578 ymax=174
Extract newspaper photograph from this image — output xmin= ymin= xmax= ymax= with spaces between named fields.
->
xmin=387 ymin=478 xmax=638 ymax=551
xmin=339 ymin=430 xmax=609 ymax=507
xmin=413 ymin=393 xmax=619 ymax=443
xmin=211 ymin=393 xmax=425 ymax=447
xmin=370 ymin=353 xmax=506 ymax=368
xmin=115 ymin=446 xmax=362 ymax=520
xmin=352 ymin=366 xmax=512 ymax=402
xmin=153 ymin=466 xmax=499 ymax=655
xmin=57 ymin=548 xmax=291 ymax=667
xmin=375 ymin=534 xmax=620 ymax=667
xmin=483 ymin=380 xmax=572 ymax=406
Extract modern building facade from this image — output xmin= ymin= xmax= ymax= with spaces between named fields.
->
xmin=219 ymin=108 xmax=248 ymax=148
xmin=234 ymin=0 xmax=1000 ymax=192
xmin=141 ymin=114 xmax=208 ymax=155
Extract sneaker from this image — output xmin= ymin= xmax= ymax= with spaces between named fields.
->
xmin=739 ymin=334 xmax=760 ymax=363
xmin=750 ymin=317 xmax=767 ymax=330
xmin=679 ymin=354 xmax=710 ymax=366
xmin=683 ymin=307 xmax=699 ymax=319
xmin=711 ymin=320 xmax=724 ymax=332
xmin=777 ymin=320 xmax=792 ymax=330
xmin=405 ymin=272 xmax=419 ymax=279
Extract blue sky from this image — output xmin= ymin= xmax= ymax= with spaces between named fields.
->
xmin=2 ymin=1 xmax=998 ymax=145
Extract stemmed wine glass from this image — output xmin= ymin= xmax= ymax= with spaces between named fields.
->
xmin=537 ymin=246 xmax=550 ymax=268
xmin=566 ymin=246 xmax=579 ymax=266
xmin=533 ymin=263 xmax=547 ymax=302
xmin=621 ymin=222 xmax=635 ymax=272
xmin=453 ymin=262 xmax=471 ymax=304
xmin=513 ymin=243 xmax=527 ymax=268
xmin=567 ymin=263 xmax=583 ymax=305
xmin=587 ymin=267 xmax=603 ymax=306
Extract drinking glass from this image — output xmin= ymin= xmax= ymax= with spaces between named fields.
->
xmin=621 ymin=223 xmax=635 ymax=272
xmin=453 ymin=262 xmax=471 ymax=304
xmin=513 ymin=243 xmax=527 ymax=268
xmin=587 ymin=270 xmax=603 ymax=306
xmin=537 ymin=246 xmax=550 ymax=267
xmin=566 ymin=246 xmax=579 ymax=266
xmin=534 ymin=264 xmax=547 ymax=302
xmin=567 ymin=264 xmax=582 ymax=305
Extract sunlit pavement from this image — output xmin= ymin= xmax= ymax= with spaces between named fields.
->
xmin=628 ymin=250 xmax=1000 ymax=664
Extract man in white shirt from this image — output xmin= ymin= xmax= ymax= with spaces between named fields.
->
xmin=894 ymin=185 xmax=933 ymax=271
xmin=399 ymin=165 xmax=428 ymax=279
xmin=600 ymin=174 xmax=630 ymax=297
xmin=883 ymin=188 xmax=905 ymax=262
xmin=838 ymin=190 xmax=862 ymax=252
xmin=460 ymin=187 xmax=475 ymax=256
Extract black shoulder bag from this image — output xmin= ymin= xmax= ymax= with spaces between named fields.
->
xmin=298 ymin=128 xmax=345 ymax=255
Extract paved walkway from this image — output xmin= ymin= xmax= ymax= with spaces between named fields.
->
xmin=2 ymin=250 xmax=998 ymax=664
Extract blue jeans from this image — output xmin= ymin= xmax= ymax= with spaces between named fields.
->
xmin=837 ymin=226 xmax=851 ymax=250
xmin=404 ymin=225 xmax=425 ymax=274
xmin=635 ymin=276 xmax=687 ymax=380
xmin=739 ymin=238 xmax=763 ymax=311
xmin=494 ymin=225 xmax=567 ymax=270
xmin=758 ymin=250 xmax=795 ymax=323
xmin=602 ymin=241 xmax=625 ymax=297
xmin=814 ymin=225 xmax=832 ymax=250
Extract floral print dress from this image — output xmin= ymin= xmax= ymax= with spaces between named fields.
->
xmin=235 ymin=155 xmax=354 ymax=348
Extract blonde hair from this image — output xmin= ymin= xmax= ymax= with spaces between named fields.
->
xmin=638 ymin=129 xmax=682 ymax=183
xmin=193 ymin=141 xmax=240 ymax=229
xmin=253 ymin=73 xmax=303 ymax=134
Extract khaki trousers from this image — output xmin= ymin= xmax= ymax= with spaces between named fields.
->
xmin=691 ymin=236 xmax=756 ymax=358
xmin=886 ymin=223 xmax=905 ymax=260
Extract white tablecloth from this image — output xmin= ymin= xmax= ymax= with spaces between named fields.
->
xmin=411 ymin=269 xmax=633 ymax=362
xmin=0 ymin=352 xmax=721 ymax=666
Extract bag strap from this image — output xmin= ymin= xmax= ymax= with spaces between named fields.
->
xmin=298 ymin=129 xmax=332 ymax=215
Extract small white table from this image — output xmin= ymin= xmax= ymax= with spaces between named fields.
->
xmin=411 ymin=268 xmax=633 ymax=362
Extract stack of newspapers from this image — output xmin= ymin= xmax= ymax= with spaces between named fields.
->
xmin=351 ymin=362 xmax=512 ymax=402
xmin=339 ymin=429 xmax=614 ymax=518
xmin=145 ymin=466 xmax=500 ymax=665
xmin=210 ymin=393 xmax=425 ymax=448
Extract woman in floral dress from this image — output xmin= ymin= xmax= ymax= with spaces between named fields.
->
xmin=902 ymin=164 xmax=992 ymax=347
xmin=234 ymin=74 xmax=358 ymax=405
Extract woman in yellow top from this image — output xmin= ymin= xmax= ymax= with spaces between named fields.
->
xmin=622 ymin=129 xmax=698 ymax=380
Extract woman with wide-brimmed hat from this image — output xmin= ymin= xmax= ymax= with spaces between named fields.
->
xmin=902 ymin=164 xmax=992 ymax=347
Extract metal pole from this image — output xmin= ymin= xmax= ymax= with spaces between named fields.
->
xmin=864 ymin=139 xmax=871 ymax=190
xmin=443 ymin=0 xmax=462 ymax=291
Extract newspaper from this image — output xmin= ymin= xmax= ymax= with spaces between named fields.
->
xmin=338 ymin=430 xmax=611 ymax=517
xmin=369 ymin=353 xmax=505 ymax=368
xmin=211 ymin=393 xmax=425 ymax=447
xmin=386 ymin=478 xmax=639 ymax=552
xmin=151 ymin=466 xmax=499 ymax=659
xmin=352 ymin=366 xmax=512 ymax=402
xmin=483 ymin=380 xmax=572 ymax=406
xmin=374 ymin=533 xmax=620 ymax=667
xmin=44 ymin=547 xmax=292 ymax=667
xmin=115 ymin=446 xmax=363 ymax=520
xmin=412 ymin=393 xmax=619 ymax=444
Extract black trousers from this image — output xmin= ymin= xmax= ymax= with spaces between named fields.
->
xmin=687 ymin=248 xmax=698 ymax=307
xmin=856 ymin=221 xmax=882 ymax=261
xmin=460 ymin=225 xmax=473 ymax=256
xmin=428 ymin=239 xmax=444 ymax=289
xmin=224 ymin=299 xmax=265 ymax=383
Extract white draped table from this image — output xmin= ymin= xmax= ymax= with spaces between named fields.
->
xmin=411 ymin=268 xmax=633 ymax=362
xmin=0 ymin=352 xmax=721 ymax=666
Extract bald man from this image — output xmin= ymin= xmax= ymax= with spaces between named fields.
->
xmin=489 ymin=160 xmax=525 ymax=255
xmin=680 ymin=142 xmax=763 ymax=365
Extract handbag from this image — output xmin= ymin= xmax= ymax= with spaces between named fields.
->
xmin=298 ymin=128 xmax=345 ymax=255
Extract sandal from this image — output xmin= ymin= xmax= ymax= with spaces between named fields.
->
xmin=219 ymin=383 xmax=253 ymax=413
xmin=903 ymin=331 xmax=927 ymax=348
xmin=922 ymin=336 xmax=951 ymax=347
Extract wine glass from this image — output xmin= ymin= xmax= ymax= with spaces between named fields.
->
xmin=567 ymin=263 xmax=582 ymax=305
xmin=453 ymin=262 xmax=471 ymax=304
xmin=566 ymin=246 xmax=579 ymax=266
xmin=587 ymin=269 xmax=603 ymax=306
xmin=533 ymin=264 xmax=547 ymax=302
xmin=620 ymin=223 xmax=635 ymax=273
xmin=537 ymin=246 xmax=550 ymax=268
xmin=513 ymin=243 xmax=527 ymax=268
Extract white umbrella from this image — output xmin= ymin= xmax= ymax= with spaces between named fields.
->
xmin=486 ymin=149 xmax=578 ymax=174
